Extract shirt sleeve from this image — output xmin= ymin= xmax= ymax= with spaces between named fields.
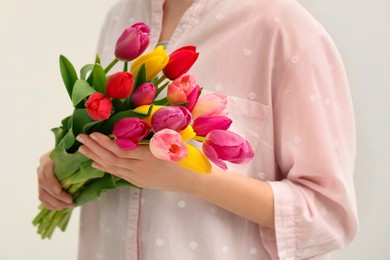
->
xmin=263 ymin=30 xmax=359 ymax=259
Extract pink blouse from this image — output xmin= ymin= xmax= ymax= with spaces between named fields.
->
xmin=78 ymin=0 xmax=359 ymax=259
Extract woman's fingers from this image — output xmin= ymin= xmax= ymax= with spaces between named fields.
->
xmin=39 ymin=187 xmax=74 ymax=210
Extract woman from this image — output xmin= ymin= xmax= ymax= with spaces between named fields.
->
xmin=37 ymin=0 xmax=358 ymax=259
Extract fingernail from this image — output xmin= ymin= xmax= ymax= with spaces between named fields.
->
xmin=90 ymin=133 xmax=98 ymax=141
xmin=76 ymin=135 xmax=85 ymax=143
xmin=78 ymin=146 xmax=86 ymax=154
xmin=66 ymin=198 xmax=73 ymax=204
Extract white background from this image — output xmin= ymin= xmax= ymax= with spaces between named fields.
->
xmin=0 ymin=0 xmax=389 ymax=259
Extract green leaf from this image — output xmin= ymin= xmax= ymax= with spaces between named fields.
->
xmin=92 ymin=64 xmax=107 ymax=94
xmin=95 ymin=53 xmax=101 ymax=64
xmin=100 ymin=106 xmax=153 ymax=134
xmin=73 ymin=173 xmax=117 ymax=205
xmin=61 ymin=115 xmax=72 ymax=129
xmin=50 ymin=147 xmax=89 ymax=181
xmin=59 ymin=55 xmax=78 ymax=99
xmin=51 ymin=127 xmax=67 ymax=146
xmin=57 ymin=129 xmax=76 ymax=150
xmin=62 ymin=161 xmax=105 ymax=186
xmin=112 ymin=98 xmax=131 ymax=112
xmin=71 ymin=109 xmax=96 ymax=137
xmin=80 ymin=64 xmax=95 ymax=80
xmin=153 ymin=97 xmax=169 ymax=106
xmin=71 ymin=79 xmax=96 ymax=107
xmin=134 ymin=63 xmax=147 ymax=88
xmin=83 ymin=120 xmax=105 ymax=135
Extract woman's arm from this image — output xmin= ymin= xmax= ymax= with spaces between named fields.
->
xmin=77 ymin=133 xmax=275 ymax=228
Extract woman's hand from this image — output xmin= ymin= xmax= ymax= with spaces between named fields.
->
xmin=37 ymin=152 xmax=75 ymax=210
xmin=76 ymin=132 xmax=200 ymax=193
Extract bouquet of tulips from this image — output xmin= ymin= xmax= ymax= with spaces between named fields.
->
xmin=33 ymin=22 xmax=254 ymax=239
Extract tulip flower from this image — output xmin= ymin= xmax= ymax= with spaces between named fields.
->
xmin=163 ymin=46 xmax=199 ymax=80
xmin=179 ymin=125 xmax=196 ymax=142
xmin=167 ymin=74 xmax=200 ymax=110
xmin=191 ymin=93 xmax=228 ymax=120
xmin=133 ymin=104 xmax=163 ymax=125
xmin=151 ymin=106 xmax=192 ymax=132
xmin=131 ymin=45 xmax=169 ymax=81
xmin=106 ymin=72 xmax=135 ymax=99
xmin=130 ymin=83 xmax=156 ymax=107
xmin=85 ymin=92 xmax=112 ymax=121
xmin=202 ymin=130 xmax=254 ymax=170
xmin=149 ymin=129 xmax=188 ymax=161
xmin=178 ymin=143 xmax=212 ymax=174
xmin=193 ymin=116 xmax=232 ymax=137
xmin=115 ymin=22 xmax=150 ymax=61
xmin=112 ymin=118 xmax=150 ymax=150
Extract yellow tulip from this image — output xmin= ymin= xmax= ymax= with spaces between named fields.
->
xmin=178 ymin=143 xmax=212 ymax=174
xmin=131 ymin=45 xmax=170 ymax=81
xmin=179 ymin=125 xmax=196 ymax=142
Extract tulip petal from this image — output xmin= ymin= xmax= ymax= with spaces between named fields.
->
xmin=178 ymin=144 xmax=212 ymax=174
xmin=115 ymin=138 xmax=138 ymax=150
xmin=202 ymin=142 xmax=227 ymax=170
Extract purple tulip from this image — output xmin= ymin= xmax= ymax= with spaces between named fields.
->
xmin=115 ymin=22 xmax=151 ymax=61
xmin=131 ymin=83 xmax=156 ymax=107
xmin=193 ymin=116 xmax=232 ymax=137
xmin=151 ymin=106 xmax=192 ymax=132
xmin=112 ymin=118 xmax=150 ymax=150
xmin=202 ymin=130 xmax=254 ymax=170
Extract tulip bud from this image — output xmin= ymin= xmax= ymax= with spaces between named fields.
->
xmin=130 ymin=83 xmax=156 ymax=107
xmin=151 ymin=106 xmax=192 ymax=132
xmin=163 ymin=46 xmax=199 ymax=80
xmin=131 ymin=45 xmax=169 ymax=81
xmin=85 ymin=92 xmax=112 ymax=121
xmin=115 ymin=22 xmax=150 ymax=61
xmin=167 ymin=74 xmax=200 ymax=109
xmin=193 ymin=116 xmax=232 ymax=137
xmin=191 ymin=93 xmax=228 ymax=120
xmin=202 ymin=130 xmax=254 ymax=170
xmin=149 ymin=129 xmax=188 ymax=161
xmin=106 ymin=72 xmax=135 ymax=99
xmin=112 ymin=118 xmax=150 ymax=150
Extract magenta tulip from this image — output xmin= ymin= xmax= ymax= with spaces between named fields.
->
xmin=193 ymin=116 xmax=232 ymax=137
xmin=202 ymin=130 xmax=254 ymax=170
xmin=149 ymin=129 xmax=188 ymax=161
xmin=163 ymin=46 xmax=199 ymax=80
xmin=191 ymin=93 xmax=228 ymax=120
xmin=106 ymin=72 xmax=135 ymax=99
xmin=130 ymin=83 xmax=156 ymax=107
xmin=114 ymin=22 xmax=150 ymax=61
xmin=85 ymin=92 xmax=112 ymax=121
xmin=151 ymin=106 xmax=192 ymax=132
xmin=112 ymin=118 xmax=150 ymax=150
xmin=186 ymin=85 xmax=201 ymax=111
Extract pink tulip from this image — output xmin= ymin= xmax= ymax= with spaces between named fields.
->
xmin=193 ymin=116 xmax=232 ymax=137
xmin=106 ymin=72 xmax=135 ymax=99
xmin=163 ymin=46 xmax=199 ymax=80
xmin=85 ymin=92 xmax=112 ymax=121
xmin=202 ymin=130 xmax=254 ymax=170
xmin=131 ymin=83 xmax=156 ymax=107
xmin=151 ymin=106 xmax=192 ymax=132
xmin=115 ymin=22 xmax=150 ymax=61
xmin=186 ymin=85 xmax=201 ymax=111
xmin=191 ymin=93 xmax=228 ymax=120
xmin=149 ymin=129 xmax=188 ymax=161
xmin=112 ymin=118 xmax=150 ymax=150
xmin=167 ymin=74 xmax=200 ymax=109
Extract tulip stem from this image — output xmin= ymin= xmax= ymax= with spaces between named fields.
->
xmin=123 ymin=62 xmax=128 ymax=72
xmin=156 ymin=74 xmax=167 ymax=86
xmin=193 ymin=136 xmax=206 ymax=142
xmin=155 ymin=81 xmax=169 ymax=97
xmin=104 ymin=58 xmax=119 ymax=73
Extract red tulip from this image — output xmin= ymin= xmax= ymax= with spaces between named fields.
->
xmin=85 ymin=92 xmax=112 ymax=121
xmin=163 ymin=46 xmax=199 ymax=80
xmin=115 ymin=22 xmax=151 ymax=61
xmin=202 ymin=130 xmax=254 ymax=170
xmin=130 ymin=83 xmax=156 ymax=107
xmin=193 ymin=116 xmax=232 ymax=137
xmin=106 ymin=72 xmax=135 ymax=99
